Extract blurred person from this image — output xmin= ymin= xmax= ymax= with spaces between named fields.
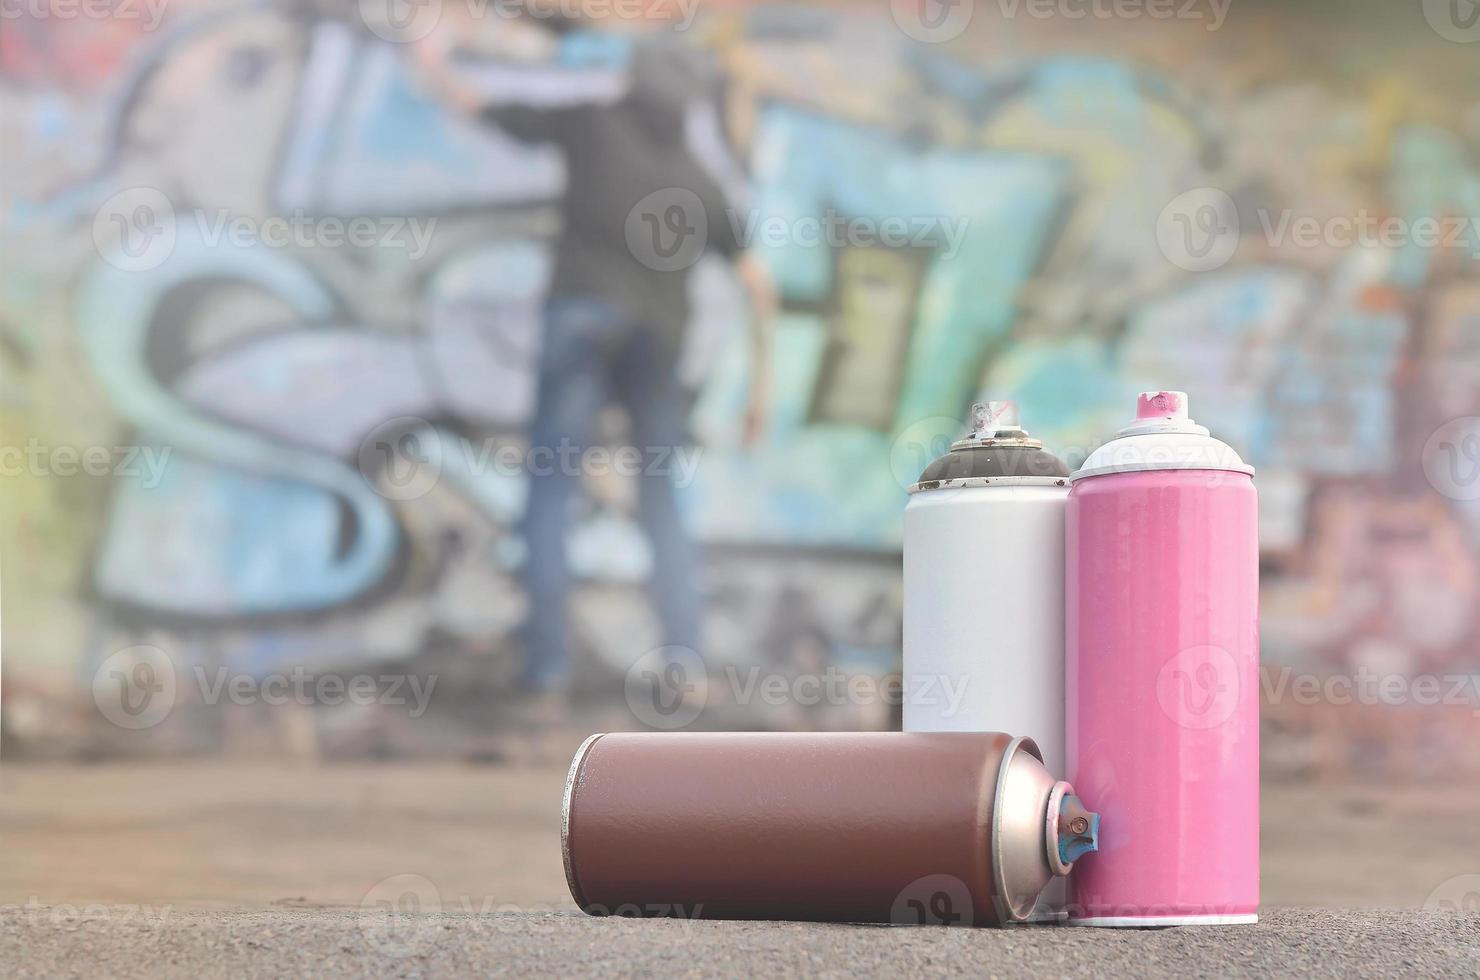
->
xmin=411 ymin=9 xmax=776 ymax=727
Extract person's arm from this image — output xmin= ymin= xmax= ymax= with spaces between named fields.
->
xmin=410 ymin=29 xmax=610 ymax=144
xmin=736 ymin=251 xmax=777 ymax=447
xmin=411 ymin=31 xmax=486 ymax=116
xmin=682 ymin=93 xmax=775 ymax=447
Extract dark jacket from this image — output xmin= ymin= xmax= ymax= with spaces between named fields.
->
xmin=484 ymin=44 xmax=742 ymax=362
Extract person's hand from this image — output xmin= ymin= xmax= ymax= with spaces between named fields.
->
xmin=411 ymin=29 xmax=450 ymax=75
xmin=736 ymin=251 xmax=778 ymax=321
xmin=741 ymin=383 xmax=769 ymax=448
xmin=409 ymin=29 xmax=487 ymax=116
xmin=735 ymin=252 xmax=776 ymax=448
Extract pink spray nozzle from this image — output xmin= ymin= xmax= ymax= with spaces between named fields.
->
xmin=1137 ymin=391 xmax=1189 ymax=421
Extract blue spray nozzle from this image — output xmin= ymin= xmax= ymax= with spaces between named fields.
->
xmin=1057 ymin=795 xmax=1101 ymax=866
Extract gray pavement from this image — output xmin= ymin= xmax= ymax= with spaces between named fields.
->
xmin=2 ymin=906 xmax=1476 ymax=979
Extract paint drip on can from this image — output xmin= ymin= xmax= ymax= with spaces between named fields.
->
xmin=1067 ymin=391 xmax=1259 ymax=927
xmin=562 ymin=732 xmax=1100 ymax=926
xmin=903 ymin=401 xmax=1072 ymax=918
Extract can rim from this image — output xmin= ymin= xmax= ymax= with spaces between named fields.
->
xmin=561 ymin=732 xmax=605 ymax=912
xmin=990 ymin=735 xmax=1043 ymax=924
xmin=1044 ymin=780 xmax=1074 ymax=877
xmin=908 ymin=475 xmax=1071 ymax=494
xmin=1070 ymin=461 xmax=1256 ymax=482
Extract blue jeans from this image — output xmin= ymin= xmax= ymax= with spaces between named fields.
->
xmin=521 ymin=297 xmax=702 ymax=690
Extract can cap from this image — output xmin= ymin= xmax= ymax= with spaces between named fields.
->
xmin=971 ymin=400 xmax=1022 ymax=437
xmin=910 ymin=400 xmax=1071 ymax=491
xmin=1071 ymin=390 xmax=1253 ymax=481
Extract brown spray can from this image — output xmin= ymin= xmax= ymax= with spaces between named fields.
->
xmin=562 ymin=732 xmax=1099 ymax=926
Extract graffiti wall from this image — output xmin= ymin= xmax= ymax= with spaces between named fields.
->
xmin=2 ymin=0 xmax=1478 ymax=770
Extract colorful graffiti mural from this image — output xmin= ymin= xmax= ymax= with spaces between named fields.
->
xmin=3 ymin=2 xmax=1479 ymax=766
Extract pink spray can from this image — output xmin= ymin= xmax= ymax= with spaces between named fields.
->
xmin=1066 ymin=391 xmax=1258 ymax=927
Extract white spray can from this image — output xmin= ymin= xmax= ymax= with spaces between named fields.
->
xmin=903 ymin=401 xmax=1071 ymax=759
xmin=903 ymin=402 xmax=1072 ymax=915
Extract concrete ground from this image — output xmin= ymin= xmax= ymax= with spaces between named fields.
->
xmin=2 ymin=755 xmax=1479 ymax=976
xmin=1 ymin=907 xmax=1477 ymax=978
